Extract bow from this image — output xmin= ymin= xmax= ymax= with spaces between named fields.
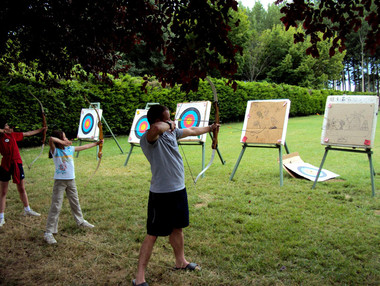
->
xmin=83 ymin=96 xmax=103 ymax=187
xmin=194 ymin=77 xmax=219 ymax=183
xmin=28 ymin=90 xmax=47 ymax=169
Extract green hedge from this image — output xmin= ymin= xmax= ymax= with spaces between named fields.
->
xmin=0 ymin=74 xmax=375 ymax=146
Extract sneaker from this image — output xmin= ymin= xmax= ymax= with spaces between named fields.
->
xmin=79 ymin=220 xmax=94 ymax=228
xmin=44 ymin=233 xmax=57 ymax=244
xmin=24 ymin=209 xmax=41 ymax=217
xmin=0 ymin=218 xmax=4 ymax=227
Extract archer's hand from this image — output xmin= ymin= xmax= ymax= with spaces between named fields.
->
xmin=209 ymin=123 xmax=220 ymax=132
xmin=167 ymin=120 xmax=176 ymax=131
xmin=96 ymin=139 xmax=104 ymax=145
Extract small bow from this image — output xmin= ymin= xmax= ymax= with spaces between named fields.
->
xmin=28 ymin=90 xmax=47 ymax=169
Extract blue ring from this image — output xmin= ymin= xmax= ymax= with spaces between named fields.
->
xmin=297 ymin=166 xmax=327 ymax=178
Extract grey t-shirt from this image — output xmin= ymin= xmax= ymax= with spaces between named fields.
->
xmin=140 ymin=128 xmax=185 ymax=193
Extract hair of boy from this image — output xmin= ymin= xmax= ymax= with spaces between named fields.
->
xmin=147 ymin=105 xmax=169 ymax=125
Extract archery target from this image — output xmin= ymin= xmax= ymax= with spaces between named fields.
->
xmin=241 ymin=99 xmax=290 ymax=145
xmin=129 ymin=109 xmax=149 ymax=144
xmin=77 ymin=108 xmax=103 ymax=140
xmin=321 ymin=95 xmax=379 ymax=148
xmin=82 ymin=113 xmax=94 ymax=135
xmin=297 ymin=166 xmax=327 ymax=179
xmin=135 ymin=115 xmax=150 ymax=139
xmin=178 ymin=107 xmax=201 ymax=129
xmin=284 ymin=162 xmax=339 ymax=182
xmin=175 ymin=101 xmax=211 ymax=143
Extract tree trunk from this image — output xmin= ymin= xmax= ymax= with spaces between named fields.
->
xmin=367 ymin=61 xmax=370 ymax=92
xmin=347 ymin=64 xmax=351 ymax=92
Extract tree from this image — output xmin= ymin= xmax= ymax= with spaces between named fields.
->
xmin=261 ymin=25 xmax=345 ymax=88
xmin=276 ymin=0 xmax=380 ymax=57
xmin=0 ymin=0 xmax=241 ymax=92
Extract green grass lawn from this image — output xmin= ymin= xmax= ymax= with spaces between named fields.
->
xmin=0 ymin=115 xmax=379 ymax=285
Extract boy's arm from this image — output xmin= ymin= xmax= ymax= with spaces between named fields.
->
xmin=74 ymin=140 xmax=104 ymax=152
xmin=180 ymin=123 xmax=219 ymax=138
xmin=146 ymin=121 xmax=173 ymax=143
xmin=23 ymin=127 xmax=47 ymax=137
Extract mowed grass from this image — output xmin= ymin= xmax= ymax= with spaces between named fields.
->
xmin=0 ymin=114 xmax=379 ymax=285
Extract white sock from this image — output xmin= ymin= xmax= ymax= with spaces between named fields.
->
xmin=0 ymin=213 xmax=4 ymax=220
xmin=24 ymin=206 xmax=31 ymax=212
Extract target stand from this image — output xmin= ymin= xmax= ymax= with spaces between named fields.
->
xmin=175 ymin=101 xmax=225 ymax=178
xmin=229 ymin=142 xmax=290 ymax=186
xmin=230 ymin=99 xmax=292 ymax=186
xmin=312 ymin=146 xmax=376 ymax=196
xmin=312 ymin=95 xmax=379 ymax=197
xmin=76 ymin=102 xmax=124 ymax=158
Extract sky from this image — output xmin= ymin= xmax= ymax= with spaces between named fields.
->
xmin=239 ymin=0 xmax=276 ymax=10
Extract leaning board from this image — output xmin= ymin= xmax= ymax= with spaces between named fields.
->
xmin=321 ymin=95 xmax=379 ymax=148
xmin=240 ymin=99 xmax=291 ymax=145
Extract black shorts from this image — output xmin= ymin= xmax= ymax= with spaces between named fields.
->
xmin=147 ymin=188 xmax=189 ymax=236
xmin=0 ymin=164 xmax=25 ymax=183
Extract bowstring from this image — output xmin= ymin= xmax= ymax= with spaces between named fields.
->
xmin=179 ymin=143 xmax=196 ymax=184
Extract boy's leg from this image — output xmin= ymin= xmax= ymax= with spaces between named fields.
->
xmin=135 ymin=234 xmax=157 ymax=285
xmin=0 ymin=181 xmax=9 ymax=213
xmin=169 ymin=228 xmax=189 ymax=268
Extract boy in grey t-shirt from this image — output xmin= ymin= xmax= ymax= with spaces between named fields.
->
xmin=133 ymin=104 xmax=219 ymax=286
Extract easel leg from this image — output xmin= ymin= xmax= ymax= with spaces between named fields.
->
xmin=216 ymin=147 xmax=226 ymax=165
xmin=284 ymin=142 xmax=290 ymax=154
xmin=312 ymin=147 xmax=329 ymax=189
xmin=279 ymin=145 xmax=283 ymax=186
xmin=229 ymin=144 xmax=247 ymax=181
xmin=202 ymin=142 xmax=205 ymax=178
xmin=209 ymin=132 xmax=226 ymax=165
xmin=367 ymin=150 xmax=376 ymax=197
xmin=124 ymin=144 xmax=135 ymax=167
xmin=102 ymin=117 xmax=124 ymax=154
xmin=75 ymin=140 xmax=83 ymax=158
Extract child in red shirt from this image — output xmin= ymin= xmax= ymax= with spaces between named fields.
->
xmin=0 ymin=121 xmax=47 ymax=227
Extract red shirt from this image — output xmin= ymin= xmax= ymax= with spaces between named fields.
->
xmin=0 ymin=132 xmax=24 ymax=171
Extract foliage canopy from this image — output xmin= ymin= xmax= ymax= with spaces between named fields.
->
xmin=0 ymin=0 xmax=241 ymax=92
xmin=277 ymin=0 xmax=380 ymax=57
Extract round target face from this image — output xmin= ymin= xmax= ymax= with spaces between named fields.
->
xmin=135 ymin=115 xmax=150 ymax=139
xmin=178 ymin=107 xmax=201 ymax=129
xmin=297 ymin=166 xmax=327 ymax=178
xmin=81 ymin=113 xmax=95 ymax=135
